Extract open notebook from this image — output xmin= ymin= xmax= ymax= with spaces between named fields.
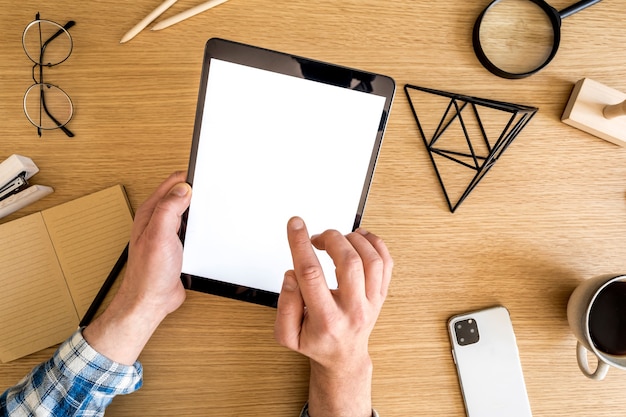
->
xmin=0 ymin=185 xmax=133 ymax=363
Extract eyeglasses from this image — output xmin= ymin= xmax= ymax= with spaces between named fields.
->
xmin=22 ymin=13 xmax=75 ymax=137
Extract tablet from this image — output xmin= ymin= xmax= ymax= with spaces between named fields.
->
xmin=179 ymin=38 xmax=395 ymax=307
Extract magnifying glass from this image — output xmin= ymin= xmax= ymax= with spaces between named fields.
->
xmin=473 ymin=0 xmax=603 ymax=79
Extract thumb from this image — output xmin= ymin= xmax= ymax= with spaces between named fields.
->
xmin=146 ymin=182 xmax=192 ymax=237
xmin=168 ymin=182 xmax=192 ymax=201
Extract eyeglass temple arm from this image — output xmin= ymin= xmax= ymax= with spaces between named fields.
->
xmin=40 ymin=21 xmax=75 ymax=61
xmin=39 ymin=88 xmax=75 ymax=138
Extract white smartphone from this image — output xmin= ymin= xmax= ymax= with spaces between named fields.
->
xmin=447 ymin=306 xmax=532 ymax=417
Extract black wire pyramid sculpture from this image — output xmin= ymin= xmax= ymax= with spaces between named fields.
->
xmin=404 ymin=84 xmax=538 ymax=212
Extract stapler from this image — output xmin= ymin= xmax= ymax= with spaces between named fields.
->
xmin=0 ymin=154 xmax=53 ymax=219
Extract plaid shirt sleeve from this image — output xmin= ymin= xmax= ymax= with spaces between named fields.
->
xmin=0 ymin=329 xmax=142 ymax=417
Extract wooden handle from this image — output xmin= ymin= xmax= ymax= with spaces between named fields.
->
xmin=603 ymin=100 xmax=626 ymax=119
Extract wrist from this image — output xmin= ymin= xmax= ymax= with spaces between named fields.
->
xmin=308 ymin=355 xmax=373 ymax=417
xmin=82 ymin=285 xmax=168 ymax=365
xmin=310 ymin=353 xmax=373 ymax=380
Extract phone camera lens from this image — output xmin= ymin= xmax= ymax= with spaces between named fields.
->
xmin=454 ymin=318 xmax=480 ymax=346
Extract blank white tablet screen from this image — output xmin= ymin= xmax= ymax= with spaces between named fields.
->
xmin=181 ymin=58 xmax=386 ymax=294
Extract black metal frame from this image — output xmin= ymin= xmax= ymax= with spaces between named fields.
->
xmin=405 ymin=84 xmax=538 ymax=212
xmin=24 ymin=13 xmax=75 ymax=137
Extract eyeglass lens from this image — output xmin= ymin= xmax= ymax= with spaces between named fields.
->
xmin=24 ymin=83 xmax=73 ymax=129
xmin=23 ymin=19 xmax=72 ymax=66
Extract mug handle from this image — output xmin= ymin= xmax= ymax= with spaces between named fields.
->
xmin=577 ymin=341 xmax=610 ymax=380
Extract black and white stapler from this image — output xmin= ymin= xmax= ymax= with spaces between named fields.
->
xmin=0 ymin=154 xmax=53 ymax=219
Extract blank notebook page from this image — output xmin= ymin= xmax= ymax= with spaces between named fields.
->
xmin=43 ymin=185 xmax=133 ymax=318
xmin=0 ymin=213 xmax=78 ymax=363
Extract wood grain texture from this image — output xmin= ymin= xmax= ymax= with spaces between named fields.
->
xmin=1 ymin=1 xmax=626 ymax=415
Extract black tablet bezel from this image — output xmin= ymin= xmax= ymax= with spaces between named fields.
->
xmin=179 ymin=38 xmax=395 ymax=308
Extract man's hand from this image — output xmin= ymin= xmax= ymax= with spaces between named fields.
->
xmin=83 ymin=172 xmax=192 ymax=365
xmin=120 ymin=171 xmax=191 ymax=318
xmin=274 ymin=217 xmax=393 ymax=417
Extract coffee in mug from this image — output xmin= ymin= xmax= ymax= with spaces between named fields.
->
xmin=567 ymin=274 xmax=626 ymax=380
xmin=588 ymin=281 xmax=626 ymax=356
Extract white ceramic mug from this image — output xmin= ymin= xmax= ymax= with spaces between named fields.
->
xmin=567 ymin=274 xmax=626 ymax=380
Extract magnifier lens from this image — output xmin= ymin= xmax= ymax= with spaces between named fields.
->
xmin=478 ymin=0 xmax=555 ymax=75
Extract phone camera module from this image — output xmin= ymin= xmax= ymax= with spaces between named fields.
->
xmin=454 ymin=318 xmax=480 ymax=346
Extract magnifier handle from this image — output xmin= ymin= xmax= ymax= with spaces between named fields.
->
xmin=559 ymin=0 xmax=603 ymax=19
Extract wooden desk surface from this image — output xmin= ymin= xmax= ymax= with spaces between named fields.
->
xmin=2 ymin=1 xmax=626 ymax=415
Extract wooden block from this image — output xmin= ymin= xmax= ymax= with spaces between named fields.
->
xmin=561 ymin=78 xmax=626 ymax=147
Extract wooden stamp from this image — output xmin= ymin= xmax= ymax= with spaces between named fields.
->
xmin=562 ymin=78 xmax=626 ymax=146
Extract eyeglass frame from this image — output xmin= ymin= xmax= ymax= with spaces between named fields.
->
xmin=22 ymin=12 xmax=76 ymax=137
